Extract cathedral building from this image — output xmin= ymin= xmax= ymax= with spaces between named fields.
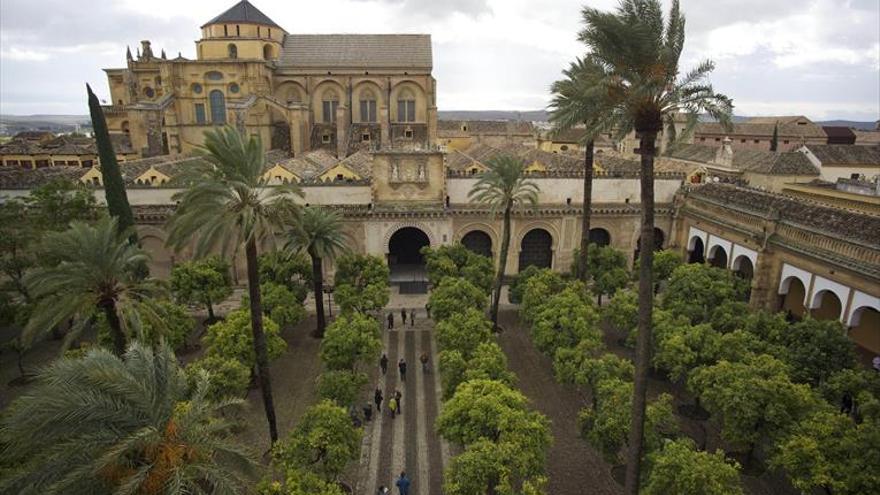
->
xmin=101 ymin=0 xmax=438 ymax=158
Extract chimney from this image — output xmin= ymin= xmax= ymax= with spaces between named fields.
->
xmin=715 ymin=136 xmax=733 ymax=167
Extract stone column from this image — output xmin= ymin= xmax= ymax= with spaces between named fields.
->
xmin=336 ymin=104 xmax=348 ymax=157
xmin=380 ymin=104 xmax=390 ymax=148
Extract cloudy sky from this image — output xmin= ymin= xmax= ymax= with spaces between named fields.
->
xmin=1 ymin=0 xmax=878 ymax=120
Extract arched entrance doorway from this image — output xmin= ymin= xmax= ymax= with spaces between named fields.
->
xmin=461 ymin=230 xmax=492 ymax=258
xmin=811 ymin=290 xmax=843 ymax=322
xmin=708 ymin=246 xmax=728 ymax=269
xmin=588 ymin=228 xmax=611 ymax=247
xmin=388 ymin=227 xmax=430 ymax=292
xmin=634 ymin=227 xmax=666 ymax=262
xmin=849 ymin=307 xmax=880 ymax=357
xmin=688 ymin=237 xmax=705 ymax=263
xmin=732 ymin=256 xmax=754 ymax=301
xmin=779 ymin=276 xmax=807 ymax=320
xmin=518 ymin=229 xmax=553 ymax=271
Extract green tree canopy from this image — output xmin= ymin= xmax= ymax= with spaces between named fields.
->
xmin=272 ymin=400 xmax=363 ymax=482
xmin=603 ymin=288 xmax=639 ymax=335
xmin=819 ymin=368 xmax=880 ymax=422
xmin=443 ymin=439 xmax=549 ymax=495
xmin=689 ymin=354 xmax=818 ymax=456
xmin=570 ymin=244 xmax=630 ymax=302
xmin=554 ymin=344 xmax=634 ymax=409
xmin=96 ymin=298 xmax=194 ymax=351
xmin=435 ymin=307 xmax=494 ymax=358
xmin=186 ymin=353 xmax=252 ymax=401
xmin=170 ymin=255 xmax=232 ymax=320
xmin=441 ymin=341 xmax=517 ymax=399
xmin=652 ymin=321 xmax=720 ymax=382
xmin=772 ymin=410 xmax=880 ymax=495
xmin=317 ymin=370 xmax=369 ymax=408
xmin=0 ymin=342 xmax=256 ymax=494
xmin=776 ymin=318 xmax=856 ymax=386
xmin=662 ymin=263 xmax=744 ymax=324
xmin=429 ymin=277 xmax=489 ymax=322
xmin=530 ymin=285 xmax=601 ymax=355
xmin=259 ymin=250 xmax=312 ymax=301
xmin=319 ymin=312 xmax=382 ymax=371
xmin=519 ymin=269 xmax=567 ymax=323
xmin=242 ymin=282 xmax=307 ymax=328
xmin=204 ymin=309 xmax=286 ymax=369
xmin=578 ymin=378 xmax=677 ymax=464
xmin=333 ymin=253 xmax=390 ymax=314
xmin=643 ymin=439 xmax=743 ymax=495
xmin=423 ymin=243 xmax=494 ymax=294
xmin=508 ymin=265 xmax=543 ymax=304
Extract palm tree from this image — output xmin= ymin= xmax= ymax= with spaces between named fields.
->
xmin=576 ymin=2 xmax=732 ymax=492
xmin=0 ymin=342 xmax=256 ymax=494
xmin=23 ymin=216 xmax=165 ymax=356
xmin=548 ymin=57 xmax=612 ymax=282
xmin=468 ymin=155 xmax=539 ymax=329
xmin=166 ymin=126 xmax=302 ymax=444
xmin=285 ymin=206 xmax=347 ymax=338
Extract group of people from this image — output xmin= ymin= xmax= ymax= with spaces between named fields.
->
xmin=387 ymin=308 xmax=417 ymax=329
xmin=376 ymin=472 xmax=411 ymax=495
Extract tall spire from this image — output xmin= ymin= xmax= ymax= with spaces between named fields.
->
xmin=161 ymin=49 xmax=167 ymax=59
xmin=126 ymin=45 xmax=133 ymax=61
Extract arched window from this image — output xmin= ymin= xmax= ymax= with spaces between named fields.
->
xmin=227 ymin=43 xmax=238 ymax=59
xmin=322 ymin=89 xmax=339 ymax=123
xmin=283 ymin=86 xmax=301 ymax=104
xmin=360 ymin=88 xmax=377 ymax=123
xmin=263 ymin=44 xmax=273 ymax=60
xmin=397 ymin=88 xmax=416 ymax=122
xmin=209 ymin=90 xmax=226 ymax=125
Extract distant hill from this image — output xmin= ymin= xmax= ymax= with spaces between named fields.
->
xmin=0 ymin=114 xmax=92 ymax=136
xmin=815 ymin=120 xmax=877 ymax=131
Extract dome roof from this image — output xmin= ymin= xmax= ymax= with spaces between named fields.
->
xmin=201 ymin=0 xmax=282 ymax=29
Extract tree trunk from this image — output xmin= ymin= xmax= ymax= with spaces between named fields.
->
xmin=311 ymin=252 xmax=326 ymax=338
xmin=102 ymin=299 xmax=126 ymax=357
xmin=206 ymin=297 xmax=215 ymax=321
xmin=624 ymin=131 xmax=657 ymax=495
xmin=245 ymin=237 xmax=279 ymax=444
xmin=490 ymin=204 xmax=512 ymax=328
xmin=578 ymin=140 xmax=595 ymax=282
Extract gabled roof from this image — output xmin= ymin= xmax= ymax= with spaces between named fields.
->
xmin=666 ymin=144 xmax=818 ymax=176
xmin=201 ymin=0 xmax=282 ymax=29
xmin=279 ymin=34 xmax=432 ymax=69
xmin=803 ymin=145 xmax=880 ymax=166
xmin=696 ymin=121 xmax=826 ymax=139
xmin=745 ymin=115 xmax=812 ymax=125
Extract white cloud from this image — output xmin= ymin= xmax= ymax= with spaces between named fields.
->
xmin=0 ymin=0 xmax=877 ymax=120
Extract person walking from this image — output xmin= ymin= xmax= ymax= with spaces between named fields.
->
xmin=363 ymin=402 xmax=373 ymax=422
xmin=388 ymin=395 xmax=398 ymax=419
xmin=396 ymin=471 xmax=411 ymax=495
xmin=387 ymin=312 xmax=394 ymax=330
xmin=400 ymin=308 xmax=407 ymax=326
xmin=410 ymin=309 xmax=415 ymax=326
xmin=374 ymin=387 xmax=383 ymax=412
xmin=395 ymin=389 xmax=403 ymax=414
xmin=420 ymin=351 xmax=429 ymax=372
xmin=380 ymin=353 xmax=388 ymax=375
xmin=425 ymin=303 xmax=431 ymax=319
xmin=398 ymin=358 xmax=407 ymax=382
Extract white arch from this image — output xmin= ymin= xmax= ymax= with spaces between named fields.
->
xmin=778 ymin=263 xmax=812 ymax=304
xmin=730 ymin=244 xmax=757 ymax=271
xmin=847 ymin=291 xmax=880 ymax=326
xmin=687 ymin=226 xmax=707 ymax=251
xmin=809 ymin=276 xmax=851 ymax=315
xmin=706 ymin=235 xmax=733 ymax=266
xmin=707 ymin=244 xmax=728 ymax=263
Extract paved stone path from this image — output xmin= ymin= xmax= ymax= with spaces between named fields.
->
xmin=357 ymin=314 xmax=449 ymax=495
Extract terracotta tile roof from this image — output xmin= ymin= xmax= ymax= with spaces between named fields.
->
xmin=854 ymin=130 xmax=880 ymax=145
xmin=201 ymin=0 xmax=281 ymax=29
xmin=804 ymin=144 xmax=880 ymax=166
xmin=279 ymin=34 xmax=432 ymax=69
xmin=0 ymin=166 xmax=85 ymax=188
xmin=689 ymin=183 xmax=880 ymax=246
xmin=275 ymin=150 xmax=341 ymax=179
xmin=0 ymin=139 xmax=47 ymax=155
xmin=437 ymin=120 xmax=534 ymax=136
xmin=744 ymin=115 xmax=811 ymax=125
xmin=696 ymin=121 xmax=826 ymax=139
xmin=447 ymin=142 xmax=641 ymax=175
xmin=667 ymin=144 xmax=817 ymax=176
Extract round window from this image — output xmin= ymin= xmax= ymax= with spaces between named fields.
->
xmin=229 ymin=83 xmax=240 ymax=94
xmin=192 ymin=83 xmax=203 ymax=94
xmin=144 ymin=87 xmax=155 ymax=98
xmin=560 ymin=145 xmax=569 ymax=151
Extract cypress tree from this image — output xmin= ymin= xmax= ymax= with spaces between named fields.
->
xmin=770 ymin=121 xmax=779 ymax=152
xmin=86 ymin=84 xmax=136 ymax=238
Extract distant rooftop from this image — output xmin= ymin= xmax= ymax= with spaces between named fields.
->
xmin=201 ymin=0 xmax=282 ymax=29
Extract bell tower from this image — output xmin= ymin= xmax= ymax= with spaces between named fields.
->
xmin=196 ymin=0 xmax=285 ymax=61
